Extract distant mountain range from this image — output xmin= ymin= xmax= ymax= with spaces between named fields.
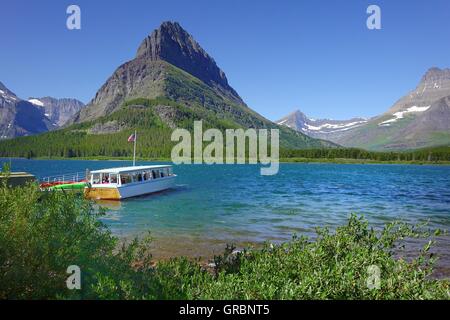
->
xmin=277 ymin=111 xmax=368 ymax=138
xmin=0 ymin=81 xmax=85 ymax=140
xmin=277 ymin=67 xmax=450 ymax=150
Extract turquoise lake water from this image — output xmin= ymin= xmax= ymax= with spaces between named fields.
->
xmin=3 ymin=158 xmax=450 ymax=269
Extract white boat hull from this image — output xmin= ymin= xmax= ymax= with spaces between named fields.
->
xmin=117 ymin=175 xmax=176 ymax=199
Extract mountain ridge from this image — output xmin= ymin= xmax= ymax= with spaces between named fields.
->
xmin=277 ymin=110 xmax=369 ymax=137
xmin=277 ymin=67 xmax=450 ymax=150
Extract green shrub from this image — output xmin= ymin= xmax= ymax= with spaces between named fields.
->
xmin=0 ymin=182 xmax=448 ymax=299
xmin=0 ymin=182 xmax=158 ymax=299
xmin=189 ymin=217 xmax=449 ymax=299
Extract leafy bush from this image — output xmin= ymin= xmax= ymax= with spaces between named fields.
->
xmin=0 ymin=181 xmax=159 ymax=299
xmin=0 ymin=182 xmax=448 ymax=299
xmin=189 ymin=217 xmax=449 ymax=299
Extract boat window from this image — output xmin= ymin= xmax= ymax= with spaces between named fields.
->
xmin=168 ymin=167 xmax=173 ymax=176
xmin=92 ymin=173 xmax=101 ymax=184
xmin=161 ymin=169 xmax=165 ymax=178
xmin=144 ymin=171 xmax=152 ymax=180
xmin=120 ymin=173 xmax=133 ymax=185
xmin=152 ymin=170 xmax=160 ymax=179
xmin=109 ymin=174 xmax=118 ymax=184
xmin=132 ymin=172 xmax=143 ymax=182
xmin=102 ymin=174 xmax=110 ymax=184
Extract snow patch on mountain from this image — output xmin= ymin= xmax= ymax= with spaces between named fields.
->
xmin=379 ymin=105 xmax=430 ymax=126
xmin=305 ymin=121 xmax=368 ymax=132
xmin=28 ymin=98 xmax=44 ymax=107
xmin=276 ymin=110 xmax=368 ymax=135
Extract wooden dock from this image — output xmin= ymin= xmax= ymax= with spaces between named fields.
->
xmin=0 ymin=172 xmax=36 ymax=187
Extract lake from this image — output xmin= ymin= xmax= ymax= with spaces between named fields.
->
xmin=2 ymin=158 xmax=450 ymax=274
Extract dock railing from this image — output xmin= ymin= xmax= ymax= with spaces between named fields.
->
xmin=40 ymin=170 xmax=89 ymax=184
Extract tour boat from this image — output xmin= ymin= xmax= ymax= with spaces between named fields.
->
xmin=84 ymin=165 xmax=176 ymax=200
xmin=40 ymin=132 xmax=176 ymax=200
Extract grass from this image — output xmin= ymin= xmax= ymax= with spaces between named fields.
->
xmin=0 ymin=180 xmax=449 ymax=300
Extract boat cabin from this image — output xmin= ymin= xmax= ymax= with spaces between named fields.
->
xmin=89 ymin=165 xmax=174 ymax=187
xmin=85 ymin=165 xmax=175 ymax=200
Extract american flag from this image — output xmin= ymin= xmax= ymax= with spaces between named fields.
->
xmin=127 ymin=133 xmax=136 ymax=142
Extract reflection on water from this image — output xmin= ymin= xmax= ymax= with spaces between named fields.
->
xmin=96 ymin=200 xmax=122 ymax=211
xmin=3 ymin=159 xmax=450 ymax=276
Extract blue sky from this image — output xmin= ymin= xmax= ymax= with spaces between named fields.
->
xmin=1 ymin=0 xmax=449 ymax=121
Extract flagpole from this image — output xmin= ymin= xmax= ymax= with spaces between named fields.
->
xmin=133 ymin=130 xmax=137 ymax=166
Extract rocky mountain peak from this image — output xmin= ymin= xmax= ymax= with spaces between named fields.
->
xmin=135 ymin=21 xmax=241 ymax=101
xmin=420 ymin=67 xmax=450 ymax=83
xmin=0 ymin=81 xmax=17 ymax=99
xmin=136 ymin=21 xmax=205 ymax=62
xmin=277 ymin=110 xmax=308 ymax=128
xmin=0 ymin=82 xmax=19 ymax=107
xmin=290 ymin=110 xmax=309 ymax=121
xmin=415 ymin=67 xmax=450 ymax=94
xmin=386 ymin=67 xmax=450 ymax=115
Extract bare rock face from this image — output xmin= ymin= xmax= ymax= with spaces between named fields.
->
xmin=72 ymin=59 xmax=168 ymax=123
xmin=152 ymin=105 xmax=180 ymax=129
xmin=402 ymin=96 xmax=450 ymax=140
xmin=88 ymin=120 xmax=124 ymax=135
xmin=0 ymin=82 xmax=55 ymax=139
xmin=135 ymin=21 xmax=242 ymax=104
xmin=28 ymin=96 xmax=85 ymax=126
xmin=387 ymin=67 xmax=450 ymax=114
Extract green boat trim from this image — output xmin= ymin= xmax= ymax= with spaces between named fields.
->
xmin=47 ymin=182 xmax=88 ymax=191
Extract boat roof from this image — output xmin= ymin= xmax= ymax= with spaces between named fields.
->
xmin=0 ymin=172 xmax=35 ymax=177
xmin=90 ymin=165 xmax=172 ymax=174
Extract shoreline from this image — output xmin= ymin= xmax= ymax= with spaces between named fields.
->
xmin=2 ymin=156 xmax=450 ymax=166
xmin=120 ymin=232 xmax=450 ymax=279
